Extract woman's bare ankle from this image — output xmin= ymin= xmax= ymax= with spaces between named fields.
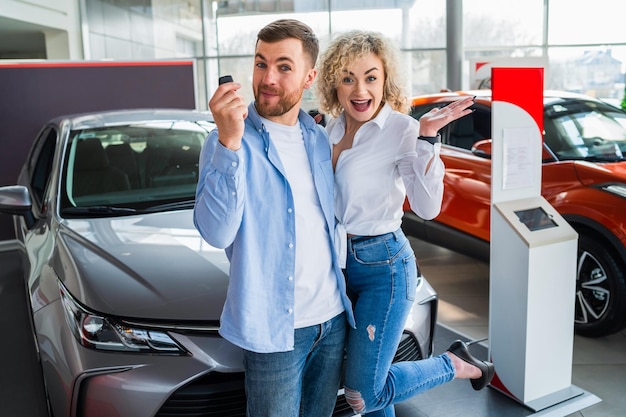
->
xmin=447 ymin=352 xmax=482 ymax=379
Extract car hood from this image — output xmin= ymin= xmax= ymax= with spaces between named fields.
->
xmin=55 ymin=209 xmax=230 ymax=321
xmin=574 ymin=159 xmax=626 ymax=183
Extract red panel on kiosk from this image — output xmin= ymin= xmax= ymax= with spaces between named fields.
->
xmin=491 ymin=67 xmax=544 ymax=139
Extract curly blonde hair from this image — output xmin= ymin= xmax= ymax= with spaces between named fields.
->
xmin=316 ymin=30 xmax=409 ymax=118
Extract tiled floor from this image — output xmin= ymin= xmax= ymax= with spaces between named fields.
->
xmin=405 ymin=236 xmax=626 ymax=417
xmin=2 ymin=237 xmax=625 ymax=417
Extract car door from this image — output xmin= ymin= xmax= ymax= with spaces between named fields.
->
xmin=438 ymin=106 xmax=493 ymax=242
xmin=410 ymin=101 xmax=493 ymax=242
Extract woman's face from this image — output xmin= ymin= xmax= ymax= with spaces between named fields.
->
xmin=335 ymin=52 xmax=385 ymax=124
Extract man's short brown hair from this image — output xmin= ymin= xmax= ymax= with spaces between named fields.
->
xmin=257 ymin=19 xmax=319 ymax=68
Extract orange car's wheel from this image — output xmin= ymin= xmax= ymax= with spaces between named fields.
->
xmin=574 ymin=234 xmax=626 ymax=337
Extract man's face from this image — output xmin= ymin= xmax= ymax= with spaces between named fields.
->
xmin=253 ymin=38 xmax=316 ymax=124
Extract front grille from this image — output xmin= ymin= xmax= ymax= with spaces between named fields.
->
xmin=156 ymin=372 xmax=246 ymax=417
xmin=333 ymin=393 xmax=353 ymax=416
xmin=156 ymin=332 xmax=423 ymax=417
xmin=393 ymin=332 xmax=423 ymax=362
xmin=155 ymin=372 xmax=353 ymax=417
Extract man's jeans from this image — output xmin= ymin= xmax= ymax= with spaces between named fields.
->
xmin=243 ymin=312 xmax=346 ymax=417
xmin=343 ymin=229 xmax=455 ymax=417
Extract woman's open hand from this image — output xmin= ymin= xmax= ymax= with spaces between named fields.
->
xmin=418 ymin=96 xmax=475 ymax=137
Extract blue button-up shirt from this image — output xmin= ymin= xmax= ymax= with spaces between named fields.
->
xmin=194 ymin=103 xmax=355 ymax=353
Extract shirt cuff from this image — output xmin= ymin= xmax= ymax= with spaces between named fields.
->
xmin=212 ymin=139 xmax=242 ymax=174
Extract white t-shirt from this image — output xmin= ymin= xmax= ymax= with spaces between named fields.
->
xmin=262 ymin=117 xmax=344 ymax=329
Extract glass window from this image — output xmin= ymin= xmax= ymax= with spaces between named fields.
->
xmin=80 ymin=0 xmax=626 ymax=111
xmin=215 ymin=11 xmax=330 ymax=57
xmin=406 ymin=1 xmax=446 ymax=49
xmin=209 ymin=56 xmax=255 ymax=104
xmin=549 ymin=0 xmax=624 ymax=44
xmin=548 ymin=46 xmax=626 ymax=102
xmin=329 ymin=8 xmax=404 ymax=43
xmin=215 ymin=15 xmax=263 ymax=56
xmin=85 ymin=0 xmax=204 ymax=60
xmin=463 ymin=0 xmax=544 ymax=47
xmin=407 ymin=50 xmax=448 ymax=95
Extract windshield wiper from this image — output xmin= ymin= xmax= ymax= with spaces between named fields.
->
xmin=62 ymin=206 xmax=138 ymax=216
xmin=143 ymin=199 xmax=196 ymax=213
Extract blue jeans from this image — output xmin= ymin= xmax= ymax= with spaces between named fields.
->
xmin=243 ymin=312 xmax=346 ymax=417
xmin=343 ymin=229 xmax=454 ymax=417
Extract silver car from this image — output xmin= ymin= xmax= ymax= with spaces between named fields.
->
xmin=0 ymin=109 xmax=438 ymax=417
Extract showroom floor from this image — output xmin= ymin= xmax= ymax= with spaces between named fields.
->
xmin=403 ymin=236 xmax=626 ymax=417
xmin=1 ymin=237 xmax=625 ymax=417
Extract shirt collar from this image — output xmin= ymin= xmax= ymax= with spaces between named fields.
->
xmin=370 ymin=102 xmax=393 ymax=128
xmin=335 ymin=101 xmax=393 ymax=134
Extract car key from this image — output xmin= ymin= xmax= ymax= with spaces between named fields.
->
xmin=219 ymin=75 xmax=233 ymax=85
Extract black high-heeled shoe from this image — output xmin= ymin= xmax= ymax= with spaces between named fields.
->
xmin=447 ymin=339 xmax=495 ymax=391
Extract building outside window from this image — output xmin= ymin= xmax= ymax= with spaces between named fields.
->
xmin=72 ymin=0 xmax=626 ymax=111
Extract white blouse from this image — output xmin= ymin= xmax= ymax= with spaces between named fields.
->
xmin=328 ymin=103 xmax=445 ymax=266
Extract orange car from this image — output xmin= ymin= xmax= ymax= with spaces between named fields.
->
xmin=404 ymin=90 xmax=626 ymax=338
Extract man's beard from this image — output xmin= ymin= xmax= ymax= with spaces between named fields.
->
xmin=254 ymin=85 xmax=302 ymax=118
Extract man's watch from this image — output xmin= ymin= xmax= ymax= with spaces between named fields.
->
xmin=417 ymin=134 xmax=441 ymax=145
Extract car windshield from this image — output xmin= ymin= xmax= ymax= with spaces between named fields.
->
xmin=60 ymin=120 xmax=213 ymax=216
xmin=544 ymin=100 xmax=626 ymax=162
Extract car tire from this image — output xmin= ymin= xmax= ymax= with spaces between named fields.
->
xmin=574 ymin=234 xmax=626 ymax=337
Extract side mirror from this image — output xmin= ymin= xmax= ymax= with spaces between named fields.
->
xmin=0 ymin=185 xmax=33 ymax=215
xmin=471 ymin=139 xmax=492 ymax=159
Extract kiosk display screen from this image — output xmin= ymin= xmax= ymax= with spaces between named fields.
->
xmin=514 ymin=207 xmax=558 ymax=231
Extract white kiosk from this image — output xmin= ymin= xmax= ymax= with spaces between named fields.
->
xmin=488 ymin=67 xmax=601 ymax=414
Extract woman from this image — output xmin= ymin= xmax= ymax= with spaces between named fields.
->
xmin=316 ymin=30 xmax=495 ymax=416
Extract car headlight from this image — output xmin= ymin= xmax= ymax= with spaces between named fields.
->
xmin=599 ymin=183 xmax=626 ymax=199
xmin=60 ymin=283 xmax=187 ymax=355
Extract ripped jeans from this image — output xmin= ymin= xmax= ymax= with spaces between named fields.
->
xmin=343 ymin=229 xmax=455 ymax=417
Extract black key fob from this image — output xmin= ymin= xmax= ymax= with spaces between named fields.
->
xmin=219 ymin=75 xmax=233 ymax=85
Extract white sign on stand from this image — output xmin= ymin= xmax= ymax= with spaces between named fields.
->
xmin=488 ymin=67 xmax=601 ymax=414
xmin=502 ymin=127 xmax=537 ymax=190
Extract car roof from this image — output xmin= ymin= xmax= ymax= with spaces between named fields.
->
xmin=49 ymin=108 xmax=216 ymax=130
xmin=410 ymin=89 xmax=608 ymax=106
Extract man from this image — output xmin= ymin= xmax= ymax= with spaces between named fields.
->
xmin=193 ymin=19 xmax=355 ymax=417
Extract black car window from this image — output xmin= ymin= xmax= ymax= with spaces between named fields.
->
xmin=448 ymin=114 xmax=481 ymax=149
xmin=409 ymin=103 xmax=440 ymax=120
xmin=30 ymin=128 xmax=58 ymax=210
xmin=472 ymin=106 xmax=492 ymax=141
xmin=410 ymin=103 xmax=454 ymax=145
xmin=411 ymin=101 xmax=490 ymax=150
